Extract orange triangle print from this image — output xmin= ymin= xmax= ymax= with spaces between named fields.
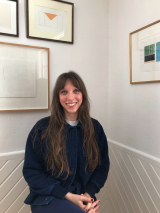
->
xmin=45 ymin=13 xmax=57 ymax=20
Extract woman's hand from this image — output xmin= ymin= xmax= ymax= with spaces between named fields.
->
xmin=87 ymin=199 xmax=100 ymax=213
xmin=81 ymin=193 xmax=100 ymax=212
xmin=64 ymin=192 xmax=93 ymax=211
xmin=81 ymin=192 xmax=92 ymax=212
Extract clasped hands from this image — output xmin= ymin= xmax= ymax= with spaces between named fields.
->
xmin=64 ymin=192 xmax=100 ymax=213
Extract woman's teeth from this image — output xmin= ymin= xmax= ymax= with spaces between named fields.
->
xmin=67 ymin=103 xmax=76 ymax=106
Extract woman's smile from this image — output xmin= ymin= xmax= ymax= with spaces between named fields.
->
xmin=59 ymin=80 xmax=83 ymax=120
xmin=66 ymin=103 xmax=77 ymax=106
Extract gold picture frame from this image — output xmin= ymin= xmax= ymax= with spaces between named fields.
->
xmin=0 ymin=42 xmax=50 ymax=112
xmin=130 ymin=20 xmax=160 ymax=84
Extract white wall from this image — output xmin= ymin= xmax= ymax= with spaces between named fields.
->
xmin=2 ymin=0 xmax=159 ymax=158
xmin=108 ymin=0 xmax=160 ymax=159
xmin=0 ymin=0 xmax=109 ymax=153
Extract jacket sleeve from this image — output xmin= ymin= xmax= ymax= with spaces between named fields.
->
xmin=83 ymin=121 xmax=110 ymax=198
xmin=23 ymin=123 xmax=69 ymax=199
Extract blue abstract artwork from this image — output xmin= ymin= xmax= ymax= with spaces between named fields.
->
xmin=156 ymin=42 xmax=160 ymax=62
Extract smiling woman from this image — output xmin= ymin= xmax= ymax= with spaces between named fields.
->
xmin=23 ymin=71 xmax=110 ymax=213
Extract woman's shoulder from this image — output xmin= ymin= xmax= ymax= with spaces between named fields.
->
xmin=30 ymin=116 xmax=51 ymax=135
xmin=35 ymin=116 xmax=51 ymax=127
xmin=91 ymin=117 xmax=105 ymax=133
xmin=91 ymin=117 xmax=102 ymax=128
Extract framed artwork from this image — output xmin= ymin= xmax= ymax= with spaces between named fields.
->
xmin=130 ymin=20 xmax=160 ymax=84
xmin=0 ymin=0 xmax=19 ymax=37
xmin=26 ymin=0 xmax=74 ymax=44
xmin=0 ymin=42 xmax=50 ymax=112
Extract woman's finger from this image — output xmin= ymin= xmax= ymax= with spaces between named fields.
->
xmin=84 ymin=202 xmax=92 ymax=212
xmin=87 ymin=204 xmax=100 ymax=213
xmin=91 ymin=199 xmax=100 ymax=208
xmin=81 ymin=196 xmax=93 ymax=203
xmin=85 ymin=199 xmax=100 ymax=212
xmin=93 ymin=204 xmax=100 ymax=211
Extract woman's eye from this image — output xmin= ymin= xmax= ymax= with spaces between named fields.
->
xmin=74 ymin=89 xmax=80 ymax=93
xmin=61 ymin=90 xmax=67 ymax=94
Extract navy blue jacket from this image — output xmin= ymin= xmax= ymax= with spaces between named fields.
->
xmin=23 ymin=116 xmax=110 ymax=205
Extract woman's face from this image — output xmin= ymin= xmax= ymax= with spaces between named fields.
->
xmin=59 ymin=79 xmax=83 ymax=121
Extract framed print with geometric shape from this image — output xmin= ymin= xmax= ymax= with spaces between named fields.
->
xmin=26 ymin=0 xmax=74 ymax=44
xmin=0 ymin=0 xmax=19 ymax=37
xmin=130 ymin=20 xmax=160 ymax=84
xmin=0 ymin=42 xmax=50 ymax=112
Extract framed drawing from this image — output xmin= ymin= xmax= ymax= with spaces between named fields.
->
xmin=130 ymin=20 xmax=160 ymax=84
xmin=26 ymin=0 xmax=74 ymax=44
xmin=0 ymin=42 xmax=50 ymax=112
xmin=0 ymin=0 xmax=19 ymax=37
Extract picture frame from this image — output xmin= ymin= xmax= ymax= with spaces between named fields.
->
xmin=0 ymin=42 xmax=50 ymax=112
xmin=26 ymin=0 xmax=74 ymax=44
xmin=130 ymin=20 xmax=160 ymax=84
xmin=0 ymin=0 xmax=19 ymax=37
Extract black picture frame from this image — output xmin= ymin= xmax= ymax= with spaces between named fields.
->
xmin=0 ymin=0 xmax=19 ymax=37
xmin=26 ymin=0 xmax=74 ymax=44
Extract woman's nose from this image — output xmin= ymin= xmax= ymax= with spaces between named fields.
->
xmin=67 ymin=92 xmax=74 ymax=100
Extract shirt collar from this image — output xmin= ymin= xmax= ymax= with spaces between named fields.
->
xmin=65 ymin=120 xmax=82 ymax=131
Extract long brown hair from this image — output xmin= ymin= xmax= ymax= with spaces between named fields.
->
xmin=42 ymin=71 xmax=101 ymax=179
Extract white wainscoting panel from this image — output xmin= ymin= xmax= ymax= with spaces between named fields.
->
xmin=0 ymin=152 xmax=31 ymax=213
xmin=1 ymin=143 xmax=160 ymax=213
xmin=101 ymin=140 xmax=160 ymax=213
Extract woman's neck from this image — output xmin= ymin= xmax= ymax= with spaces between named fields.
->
xmin=65 ymin=113 xmax=78 ymax=121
